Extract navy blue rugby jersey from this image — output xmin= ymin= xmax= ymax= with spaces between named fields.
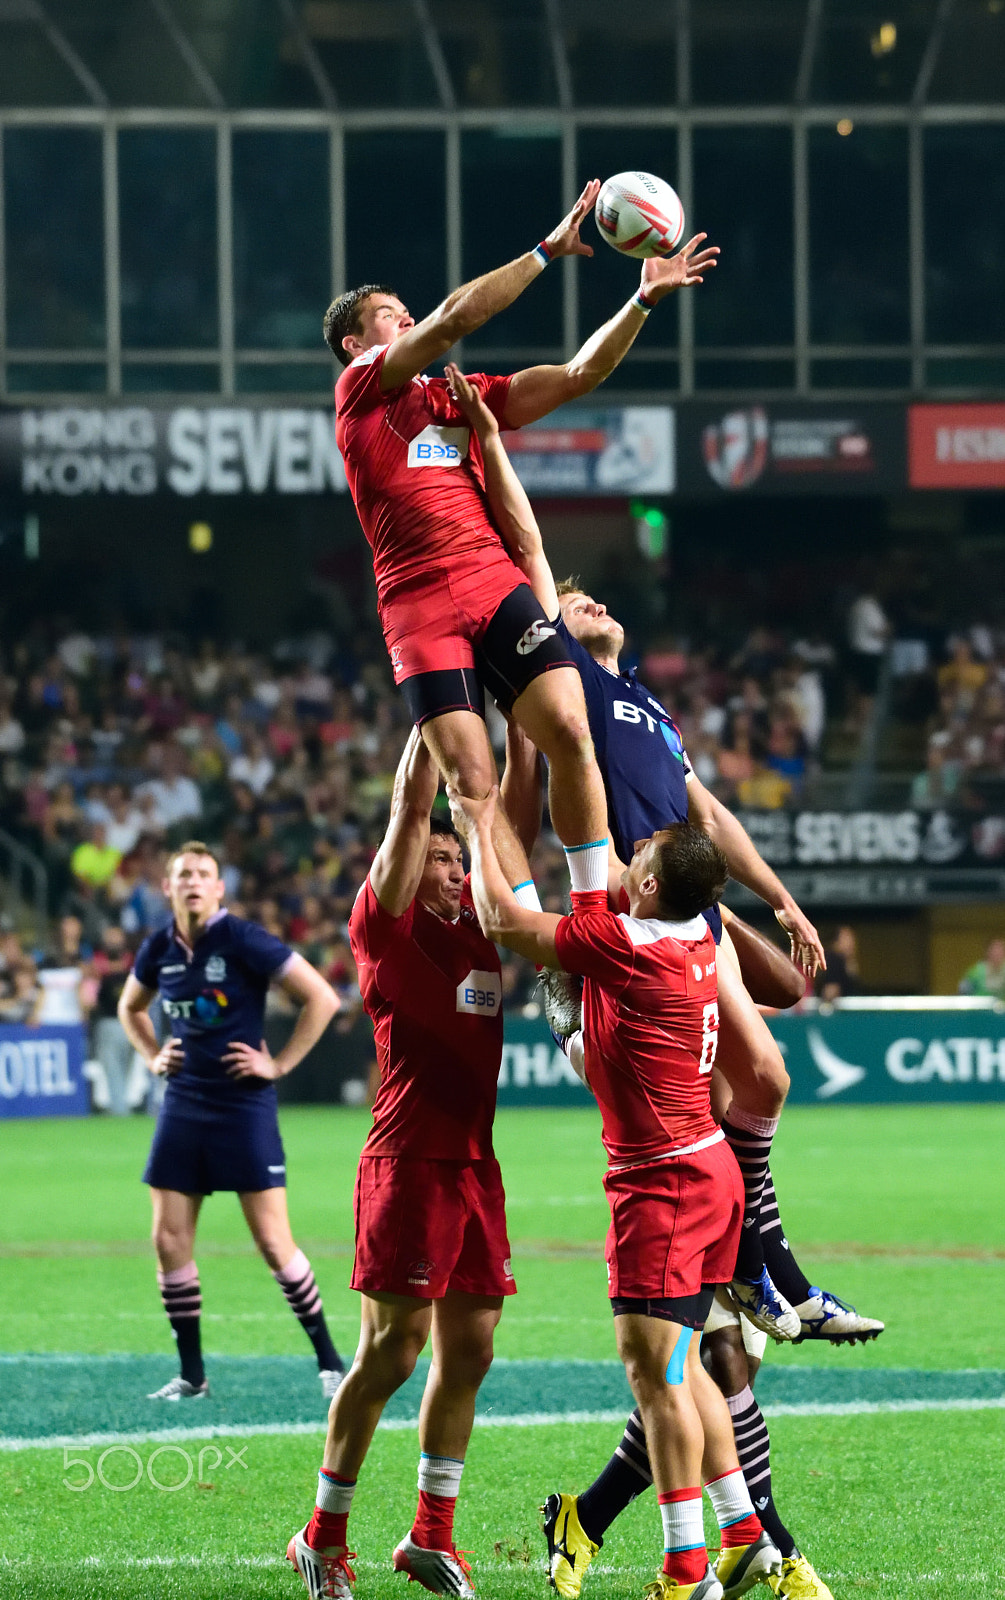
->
xmin=556 ymin=616 xmax=722 ymax=942
xmin=133 ymin=911 xmax=294 ymax=1110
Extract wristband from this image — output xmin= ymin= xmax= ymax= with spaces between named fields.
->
xmin=632 ymin=286 xmax=657 ymax=315
xmin=533 ymin=239 xmax=554 ymax=268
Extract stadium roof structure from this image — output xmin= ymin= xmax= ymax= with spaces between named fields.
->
xmin=1 ymin=0 xmax=1003 ymax=113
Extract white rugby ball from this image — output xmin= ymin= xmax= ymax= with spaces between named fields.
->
xmin=595 ymin=171 xmax=686 ymax=259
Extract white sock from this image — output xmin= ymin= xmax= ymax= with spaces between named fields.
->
xmin=512 ymin=879 xmax=543 ymax=912
xmin=417 ymin=1453 xmax=464 ymax=1497
xmin=660 ymin=1489 xmax=705 ymax=1555
xmin=704 ymin=1468 xmax=755 ymax=1531
xmin=563 ymin=838 xmax=608 ymax=894
xmin=316 ymin=1468 xmax=356 ymax=1512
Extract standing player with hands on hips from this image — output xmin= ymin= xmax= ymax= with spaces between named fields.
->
xmin=325 ymin=181 xmax=717 ymax=918
xmin=449 ymin=789 xmax=782 ymax=1600
xmin=118 ymin=842 xmax=344 ymax=1402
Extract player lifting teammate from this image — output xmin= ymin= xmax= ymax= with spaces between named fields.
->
xmin=287 ymin=730 xmax=527 ymax=1600
xmin=118 ymin=843 xmax=344 ymax=1400
xmin=324 ymin=180 xmax=718 ymax=910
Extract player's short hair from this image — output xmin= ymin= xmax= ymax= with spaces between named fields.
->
xmin=323 ymin=284 xmax=399 ymax=366
xmin=646 ymin=824 xmax=728 ymax=921
xmin=428 ymin=819 xmax=460 ymax=847
xmin=555 ymin=576 xmax=584 ymax=599
xmin=166 ymin=840 xmax=220 ymax=875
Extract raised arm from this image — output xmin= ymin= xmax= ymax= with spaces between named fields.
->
xmin=718 ymin=904 xmax=806 ymax=1009
xmin=686 ymin=773 xmax=825 ymax=975
xmin=504 ymin=236 xmax=719 ymax=427
xmin=369 ymin=727 xmax=441 ymax=918
xmin=379 ymin=182 xmax=600 ymax=391
xmin=448 ymin=786 xmax=563 ymax=968
xmin=444 ymin=361 xmax=558 ymax=620
xmin=499 ymin=716 xmax=544 ymax=863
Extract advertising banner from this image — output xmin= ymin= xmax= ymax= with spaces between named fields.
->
xmin=0 ymin=1024 xmax=89 ymax=1118
xmin=769 ymin=1007 xmax=1005 ymax=1104
xmin=677 ymin=402 xmax=906 ymax=497
xmin=0 ymin=402 xmax=673 ymax=501
xmin=908 ymin=403 xmax=1005 ymax=490
xmin=495 ymin=1006 xmax=1005 ymax=1108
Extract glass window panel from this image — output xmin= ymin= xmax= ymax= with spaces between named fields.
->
xmin=929 ymin=0 xmax=1005 ymax=102
xmin=927 ymin=357 xmax=1005 ymax=391
xmin=432 ymin=2 xmax=556 ymax=107
xmin=695 ymin=358 xmax=796 ymax=390
xmin=345 ymin=131 xmax=446 ymax=322
xmin=236 ymin=363 xmax=334 ymax=394
xmin=233 ymin=131 xmax=330 ymax=350
xmin=925 ymin=127 xmax=1005 ymax=345
xmin=694 ymin=127 xmax=793 ymax=347
xmin=692 ymin=0 xmax=806 ymax=105
xmin=311 ymin=2 xmax=438 ymax=108
xmin=0 ymin=23 xmax=91 ymax=106
xmin=169 ymin=0 xmax=322 ymax=110
xmin=810 ymin=125 xmax=909 ymax=345
xmin=121 ymin=364 xmax=219 ymax=393
xmin=563 ymin=1 xmax=677 ymax=107
xmin=6 ymin=363 xmax=106 ymax=394
xmin=577 ymin=128 xmax=680 ymax=349
xmin=5 ymin=128 xmax=104 ymax=350
xmin=810 ymin=0 xmax=940 ymax=103
xmin=810 ymin=358 xmax=912 ymax=388
xmin=594 ymin=358 xmax=679 ymax=394
xmin=462 ymin=130 xmax=561 ymax=352
xmin=119 ymin=129 xmax=218 ymax=349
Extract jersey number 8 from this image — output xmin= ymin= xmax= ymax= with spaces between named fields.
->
xmin=699 ymin=1001 xmax=719 ymax=1074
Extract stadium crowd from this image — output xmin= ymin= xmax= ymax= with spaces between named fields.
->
xmin=2 ymin=608 xmax=1004 ymax=1030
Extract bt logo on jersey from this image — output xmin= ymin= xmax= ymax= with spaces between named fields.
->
xmin=456 ymin=970 xmax=502 ymax=1016
xmin=406 ymin=425 xmax=469 ymax=468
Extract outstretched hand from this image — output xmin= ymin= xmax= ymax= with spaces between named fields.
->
xmin=445 ymin=362 xmax=498 ymax=439
xmin=543 ymin=179 xmax=601 ymax=260
xmin=641 ymin=234 xmax=720 ymax=301
xmin=446 ymin=783 xmax=498 ymax=841
xmin=775 ymin=904 xmax=826 ymax=978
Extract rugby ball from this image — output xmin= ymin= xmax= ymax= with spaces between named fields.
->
xmin=595 ymin=171 xmax=686 ymax=259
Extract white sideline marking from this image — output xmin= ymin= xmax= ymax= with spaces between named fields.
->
xmin=1 ymin=1395 xmax=1003 ymax=1452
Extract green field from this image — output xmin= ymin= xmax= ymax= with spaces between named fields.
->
xmin=1 ymin=1105 xmax=1003 ymax=1599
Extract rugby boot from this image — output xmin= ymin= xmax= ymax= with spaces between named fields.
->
xmin=791 ymin=1287 xmax=884 ymax=1346
xmin=286 ymin=1526 xmax=356 ymax=1599
xmin=146 ymin=1375 xmax=210 ymax=1400
xmin=643 ymin=1565 xmax=724 ymax=1600
xmin=541 ymin=1492 xmax=601 ymax=1598
xmin=768 ymin=1550 xmax=834 ymax=1600
xmin=392 ymin=1531 xmax=475 ymax=1596
xmin=715 ymin=1533 xmax=783 ymax=1597
xmin=728 ymin=1269 xmax=801 ymax=1342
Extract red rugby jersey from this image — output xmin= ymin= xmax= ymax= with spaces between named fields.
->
xmin=349 ymin=875 xmax=503 ymax=1160
xmin=553 ymin=889 xmax=720 ymax=1168
xmin=335 ymin=344 xmax=522 ymax=613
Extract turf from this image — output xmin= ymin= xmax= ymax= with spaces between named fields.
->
xmin=1 ymin=1104 xmax=1002 ymax=1598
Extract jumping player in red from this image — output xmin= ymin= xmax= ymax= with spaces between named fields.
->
xmin=287 ymin=730 xmax=522 ymax=1600
xmin=324 ymin=182 xmax=718 ymax=908
xmin=450 ymin=789 xmax=782 ymax=1600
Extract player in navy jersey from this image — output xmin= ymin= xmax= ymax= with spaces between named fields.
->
xmin=118 ymin=842 xmax=344 ymax=1402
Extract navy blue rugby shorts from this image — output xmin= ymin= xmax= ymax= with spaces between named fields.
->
xmin=142 ymin=1099 xmax=287 ymax=1195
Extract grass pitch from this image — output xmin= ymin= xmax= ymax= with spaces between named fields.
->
xmin=0 ymin=1104 xmax=1002 ymax=1598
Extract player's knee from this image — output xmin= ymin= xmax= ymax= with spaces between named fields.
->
xmin=701 ymin=1327 xmax=748 ymax=1399
xmin=255 ymin=1232 xmax=291 ymax=1272
xmin=364 ymin=1322 xmax=424 ymax=1392
xmin=541 ymin=705 xmax=594 ymax=770
xmin=451 ymin=1333 xmax=495 ymax=1391
xmin=152 ymin=1222 xmax=189 ymax=1264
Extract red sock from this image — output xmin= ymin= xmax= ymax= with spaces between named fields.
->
xmin=721 ymin=1512 xmax=763 ymax=1549
xmin=412 ymin=1489 xmax=456 ymax=1550
xmin=662 ymin=1547 xmax=708 ymax=1585
xmin=307 ymin=1507 xmax=349 ymax=1549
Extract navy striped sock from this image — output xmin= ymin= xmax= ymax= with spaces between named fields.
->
xmin=576 ymin=1407 xmax=651 ymax=1542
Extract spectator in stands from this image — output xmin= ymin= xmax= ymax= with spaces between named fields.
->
xmin=70 ymin=822 xmax=122 ymax=901
xmin=35 ymin=913 xmax=89 ymax=1025
xmin=815 ymin=926 xmax=862 ymax=1003
xmin=911 ymin=744 xmax=962 ymax=810
xmin=90 ymin=924 xmax=136 ymax=1115
xmin=846 ymin=583 xmax=891 ymax=729
xmin=0 ymin=959 xmax=41 ymax=1023
xmin=938 ymin=637 xmax=988 ymax=716
xmin=958 ymin=938 xmax=1005 ymax=1003
xmin=136 ymin=744 xmax=202 ymax=832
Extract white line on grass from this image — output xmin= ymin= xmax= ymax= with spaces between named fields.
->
xmin=2 ymin=1395 xmax=1003 ymax=1452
